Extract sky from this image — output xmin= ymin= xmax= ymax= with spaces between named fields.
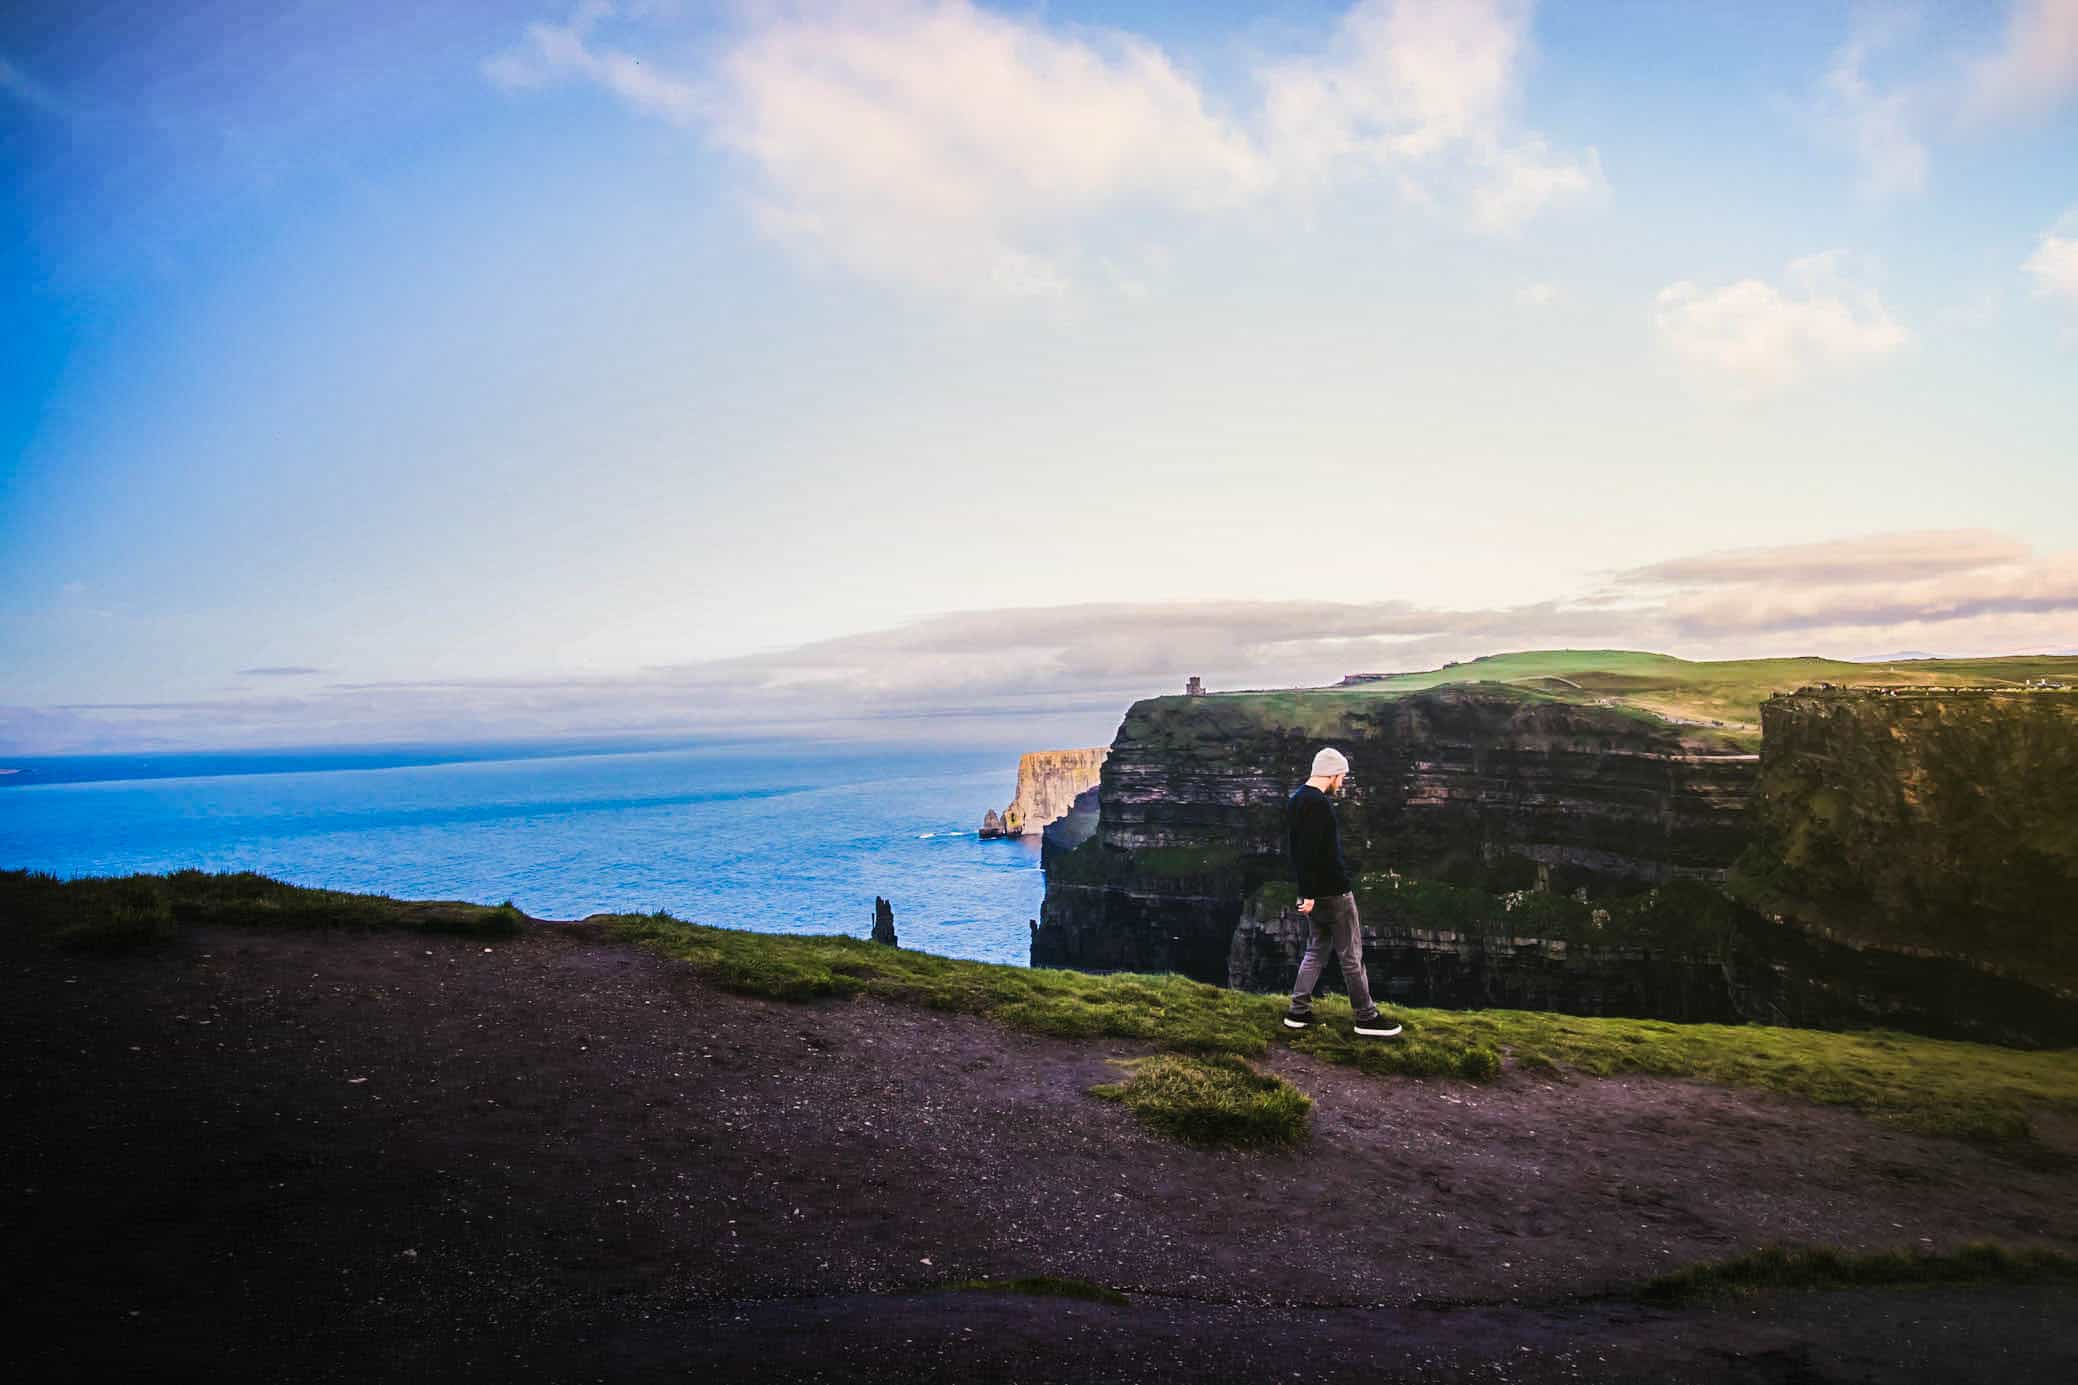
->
xmin=3 ymin=0 xmax=2077 ymax=753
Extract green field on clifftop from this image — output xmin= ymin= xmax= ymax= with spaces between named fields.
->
xmin=1192 ymin=649 xmax=2078 ymax=742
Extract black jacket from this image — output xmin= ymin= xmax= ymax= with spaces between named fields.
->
xmin=1287 ymin=784 xmax=1352 ymax=898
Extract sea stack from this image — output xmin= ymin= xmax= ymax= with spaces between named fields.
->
xmin=870 ymin=896 xmax=897 ymax=947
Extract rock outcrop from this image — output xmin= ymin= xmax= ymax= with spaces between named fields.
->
xmin=870 ymin=897 xmax=897 ymax=947
xmin=981 ymin=748 xmax=1108 ymax=839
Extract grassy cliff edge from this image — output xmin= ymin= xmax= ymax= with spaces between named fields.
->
xmin=9 ymin=868 xmax=2077 ymax=1144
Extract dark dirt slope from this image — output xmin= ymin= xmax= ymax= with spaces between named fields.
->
xmin=5 ymin=919 xmax=2077 ymax=1384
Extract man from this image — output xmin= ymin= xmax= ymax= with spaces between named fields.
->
xmin=1283 ymin=747 xmax=1403 ymax=1038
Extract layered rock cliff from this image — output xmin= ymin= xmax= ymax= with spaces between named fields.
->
xmin=1035 ymin=678 xmax=2078 ymax=1045
xmin=1734 ymin=687 xmax=2078 ymax=998
xmin=1033 ymin=684 xmax=1758 ymax=985
xmin=1227 ymin=875 xmax=2078 ymax=1045
xmin=983 ymin=748 xmax=1108 ymax=838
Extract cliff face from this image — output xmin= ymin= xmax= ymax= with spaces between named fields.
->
xmin=1034 ymin=680 xmax=2078 ymax=1045
xmin=1230 ymin=877 xmax=1744 ymax=1023
xmin=990 ymin=748 xmax=1108 ymax=838
xmin=1737 ymin=688 xmax=2078 ymax=997
xmin=1227 ymin=876 xmax=2078 ymax=1045
xmin=1033 ymin=685 xmax=1758 ymax=985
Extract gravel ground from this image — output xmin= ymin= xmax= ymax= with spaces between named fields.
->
xmin=5 ymin=917 xmax=2076 ymax=1383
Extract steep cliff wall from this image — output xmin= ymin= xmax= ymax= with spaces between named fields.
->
xmin=1033 ymin=679 xmax=2078 ymax=1043
xmin=1735 ymin=688 xmax=2078 ymax=997
xmin=991 ymin=748 xmax=1107 ymax=838
xmin=1033 ymin=685 xmax=1758 ymax=984
xmin=1011 ymin=747 xmax=1110 ymax=835
xmin=1228 ymin=874 xmax=2078 ymax=1045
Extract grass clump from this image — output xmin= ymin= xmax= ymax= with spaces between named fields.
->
xmin=948 ymin=1276 xmax=1130 ymax=1306
xmin=1634 ymin=1241 xmax=2078 ymax=1305
xmin=2 ymin=869 xmax=527 ymax=951
xmin=1089 ymin=1053 xmax=1312 ymax=1148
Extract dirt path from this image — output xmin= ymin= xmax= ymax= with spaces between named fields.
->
xmin=5 ymin=919 xmax=2076 ymax=1382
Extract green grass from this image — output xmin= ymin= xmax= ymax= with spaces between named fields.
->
xmin=947 ymin=1276 xmax=1131 ymax=1306
xmin=1203 ymin=648 xmax=2078 ymax=744
xmin=609 ymin=911 xmax=2078 ymax=1142
xmin=13 ymin=871 xmax=2078 ymax=1145
xmin=1 ymin=868 xmax=526 ymax=950
xmin=1633 ymin=1242 xmax=2078 ymax=1304
xmin=1089 ymin=1053 xmax=1313 ymax=1148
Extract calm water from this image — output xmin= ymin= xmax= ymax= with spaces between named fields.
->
xmin=0 ymin=739 xmax=1050 ymax=965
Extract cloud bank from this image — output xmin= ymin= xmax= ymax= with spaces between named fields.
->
xmin=10 ymin=530 xmax=2076 ymax=754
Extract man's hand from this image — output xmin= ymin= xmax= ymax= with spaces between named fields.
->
xmin=1296 ymin=898 xmax=1314 ymax=914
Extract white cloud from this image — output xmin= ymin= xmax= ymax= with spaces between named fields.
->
xmin=1516 ymin=281 xmax=1558 ymax=307
xmin=1801 ymin=2 xmax=2078 ymax=196
xmin=1652 ymin=252 xmax=1910 ymax=392
xmin=485 ymin=0 xmax=1601 ymax=297
xmin=1260 ymin=0 xmax=1603 ymax=232
xmin=482 ymin=2 xmax=702 ymax=125
xmin=1814 ymin=31 xmax=1928 ymax=199
xmin=2023 ymin=208 xmax=2078 ymax=304
xmin=1469 ymin=136 xmax=1604 ymax=233
xmin=1963 ymin=0 xmax=2078 ymax=124
xmin=705 ymin=0 xmax=1266 ymax=298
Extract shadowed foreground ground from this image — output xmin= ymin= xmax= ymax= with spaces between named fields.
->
xmin=5 ymin=916 xmax=2077 ymax=1382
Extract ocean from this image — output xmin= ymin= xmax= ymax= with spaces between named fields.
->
xmin=0 ymin=738 xmax=1055 ymax=966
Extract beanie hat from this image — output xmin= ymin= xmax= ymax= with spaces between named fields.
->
xmin=1310 ymin=747 xmax=1351 ymax=778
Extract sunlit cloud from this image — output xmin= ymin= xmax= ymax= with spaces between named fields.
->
xmin=2024 ymin=207 xmax=2078 ymax=306
xmin=1962 ymin=0 xmax=2078 ymax=124
xmin=483 ymin=0 xmax=1602 ymax=298
xmin=1813 ymin=27 xmax=1929 ymax=200
xmin=1652 ymin=252 xmax=1910 ymax=393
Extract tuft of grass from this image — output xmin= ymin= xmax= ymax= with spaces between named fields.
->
xmin=1634 ymin=1241 xmax=2078 ymax=1305
xmin=2 ymin=868 xmax=528 ymax=951
xmin=1089 ymin=1053 xmax=1312 ymax=1148
xmin=948 ymin=1276 xmax=1131 ymax=1306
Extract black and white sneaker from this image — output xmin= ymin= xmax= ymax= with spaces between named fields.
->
xmin=1352 ymin=1013 xmax=1404 ymax=1038
xmin=1281 ymin=1009 xmax=1316 ymax=1029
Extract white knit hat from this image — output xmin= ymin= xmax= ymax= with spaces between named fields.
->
xmin=1311 ymin=747 xmax=1351 ymax=778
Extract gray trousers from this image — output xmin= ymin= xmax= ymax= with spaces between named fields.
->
xmin=1289 ymin=891 xmax=1378 ymax=1018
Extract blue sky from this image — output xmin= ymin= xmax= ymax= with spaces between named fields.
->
xmin=4 ymin=1 xmax=2076 ymax=752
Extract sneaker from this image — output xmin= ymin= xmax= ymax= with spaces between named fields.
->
xmin=1281 ymin=1008 xmax=1316 ymax=1029
xmin=1352 ymin=1012 xmax=1403 ymax=1038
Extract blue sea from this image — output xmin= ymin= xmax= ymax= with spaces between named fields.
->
xmin=0 ymin=738 xmax=1056 ymax=966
